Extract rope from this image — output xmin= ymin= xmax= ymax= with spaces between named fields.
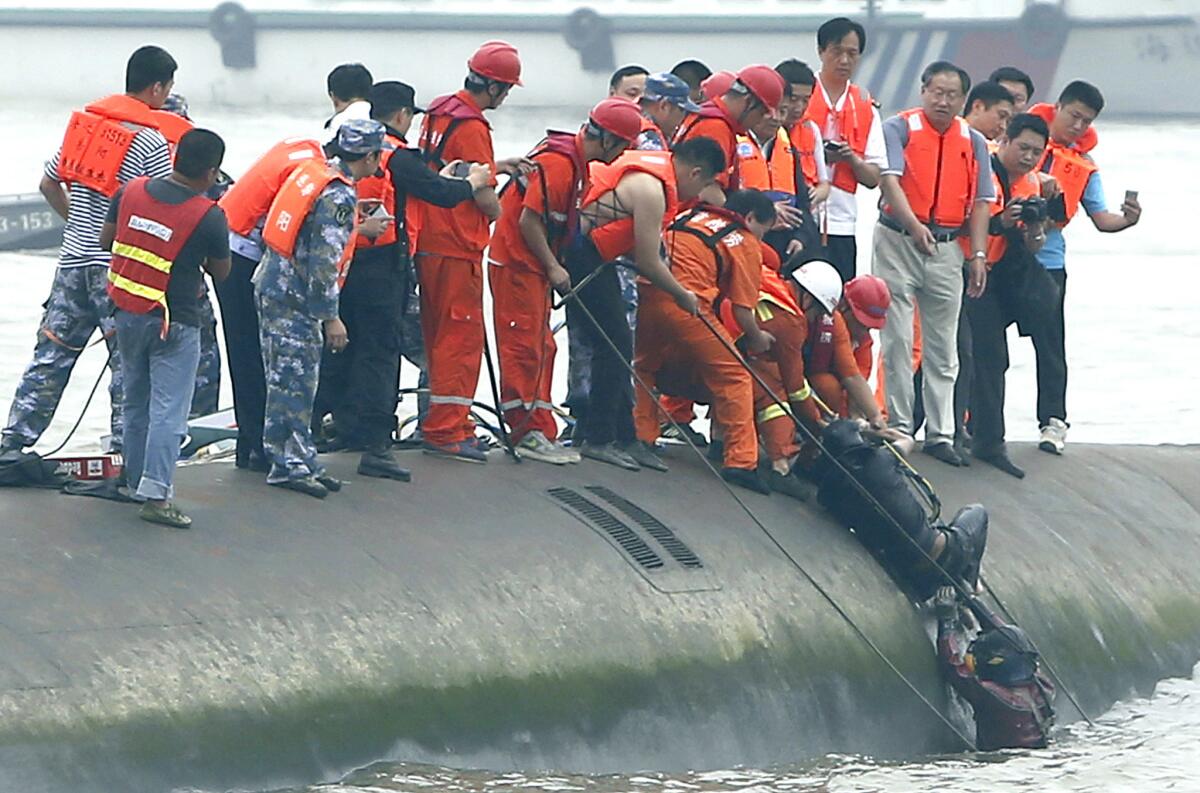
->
xmin=562 ymin=287 xmax=978 ymax=752
xmin=43 ymin=349 xmax=113 ymax=458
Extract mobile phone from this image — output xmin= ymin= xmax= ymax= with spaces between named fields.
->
xmin=1124 ymin=189 xmax=1138 ymax=203
xmin=451 ymin=161 xmax=472 ymax=178
xmin=824 ymin=140 xmax=844 ymax=155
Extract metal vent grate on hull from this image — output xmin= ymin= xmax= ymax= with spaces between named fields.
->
xmin=547 ymin=487 xmax=665 ymax=570
xmin=584 ymin=486 xmax=703 ymax=569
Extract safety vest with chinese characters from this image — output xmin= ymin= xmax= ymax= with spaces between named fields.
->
xmin=581 ymin=150 xmax=679 ymax=262
xmin=891 ymin=109 xmax=978 ymax=228
xmin=107 ymin=177 xmax=213 ymax=335
xmin=736 ymin=134 xmax=770 ymax=191
xmin=57 ymin=94 xmax=193 ymax=197
xmin=1038 ymin=141 xmax=1097 ymax=227
xmin=219 ymin=137 xmax=324 ymax=236
xmin=262 ymin=159 xmax=357 ymax=283
xmin=803 ymin=81 xmax=873 ymax=193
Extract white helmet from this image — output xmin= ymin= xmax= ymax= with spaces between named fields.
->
xmin=791 ymin=260 xmax=843 ymax=313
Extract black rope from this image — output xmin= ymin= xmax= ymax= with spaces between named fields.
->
xmin=43 ymin=350 xmax=113 ymax=458
xmin=562 ymin=286 xmax=978 ymax=752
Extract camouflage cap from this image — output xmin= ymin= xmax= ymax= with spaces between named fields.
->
xmin=336 ymin=119 xmax=386 ymax=154
xmin=162 ymin=93 xmax=190 ymax=119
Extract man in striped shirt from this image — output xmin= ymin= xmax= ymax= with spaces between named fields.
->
xmin=0 ymin=46 xmax=178 ymax=455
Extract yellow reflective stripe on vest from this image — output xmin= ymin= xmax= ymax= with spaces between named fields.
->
xmin=755 ymin=302 xmax=775 ymax=323
xmin=107 ymin=268 xmax=166 ymax=303
xmin=112 ymin=241 xmax=173 ymax=274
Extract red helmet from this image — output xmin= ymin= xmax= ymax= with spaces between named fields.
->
xmin=735 ymin=64 xmax=786 ymax=112
xmin=843 ymin=275 xmax=891 ymax=330
xmin=588 ymin=97 xmax=643 ymax=143
xmin=701 ymin=70 xmax=736 ymax=100
xmin=468 ymin=40 xmax=523 ymax=86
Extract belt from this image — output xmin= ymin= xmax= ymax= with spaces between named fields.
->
xmin=878 ymin=215 xmax=960 ymax=243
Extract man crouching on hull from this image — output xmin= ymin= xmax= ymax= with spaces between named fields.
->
xmin=814 ymin=419 xmax=988 ymax=601
xmin=936 ymin=586 xmax=1056 ymax=750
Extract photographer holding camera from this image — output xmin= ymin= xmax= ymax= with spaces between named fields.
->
xmin=963 ymin=113 xmax=1056 ymax=478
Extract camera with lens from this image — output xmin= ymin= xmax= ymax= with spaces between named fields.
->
xmin=1015 ymin=195 xmax=1048 ymax=224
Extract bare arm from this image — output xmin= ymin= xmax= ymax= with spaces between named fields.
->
xmin=624 ymin=175 xmax=696 ymax=312
xmin=965 ymin=201 xmax=990 ymax=298
xmin=99 ymin=221 xmax=116 ymax=252
xmin=518 ymin=208 xmax=570 ymax=294
xmin=473 ymin=185 xmax=502 ymax=221
xmin=846 ymin=150 xmax=880 ymax=188
xmin=1091 ymin=194 xmax=1141 ymax=232
xmin=40 ymin=174 xmax=69 ymax=220
xmin=843 ymin=373 xmax=884 ymax=426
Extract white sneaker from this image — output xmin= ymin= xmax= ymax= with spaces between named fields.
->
xmin=517 ymin=431 xmax=575 ymax=465
xmin=1039 ymin=418 xmax=1067 ymax=455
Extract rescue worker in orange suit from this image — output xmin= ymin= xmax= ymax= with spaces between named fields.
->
xmin=488 ymin=98 xmax=643 ymax=465
xmin=631 ymin=189 xmax=769 ymax=493
xmin=962 ymin=113 xmax=1055 ymax=479
xmin=804 ymin=17 xmax=885 ymax=283
xmin=312 ymin=81 xmax=492 ymax=481
xmin=875 ymin=61 xmax=994 ymax=468
xmin=712 ymin=191 xmax=820 ymax=500
xmin=565 ymin=139 xmax=723 ymax=471
xmin=1025 ymin=82 xmax=1140 ymax=456
xmin=839 ymin=274 xmax=889 ymax=390
xmin=415 ymin=41 xmax=522 ymax=463
xmin=674 ymin=64 xmax=786 ymax=204
xmin=762 ymin=59 xmax=831 ymax=263
xmin=0 ymin=46 xmax=187 ymax=458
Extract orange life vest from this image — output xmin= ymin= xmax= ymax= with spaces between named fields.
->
xmin=219 ymin=137 xmax=325 ymax=236
xmin=802 ymin=80 xmax=874 ymax=193
xmin=960 ymin=148 xmax=1042 ymax=264
xmin=353 ymin=132 xmax=402 ymax=250
xmin=891 ymin=109 xmax=978 ymax=228
xmin=736 ymin=134 xmax=770 ymax=191
xmin=262 ymin=159 xmax=357 ymax=283
xmin=57 ymin=94 xmax=193 ymax=197
xmin=581 ymin=150 xmax=679 ymax=262
xmin=674 ymin=99 xmax=743 ymax=190
xmin=106 ymin=177 xmax=213 ymax=335
xmin=1038 ymin=141 xmax=1097 ymax=227
xmin=1027 ymin=102 xmax=1098 ymax=155
xmin=419 ymin=91 xmax=489 ymax=168
xmin=769 ymin=122 xmax=819 ymax=195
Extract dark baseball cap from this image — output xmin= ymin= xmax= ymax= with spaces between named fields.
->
xmin=642 ymin=72 xmax=702 ymax=113
xmin=368 ymin=80 xmax=426 ymax=116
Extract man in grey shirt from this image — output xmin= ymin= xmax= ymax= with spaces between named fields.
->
xmin=874 ymin=61 xmax=993 ymax=466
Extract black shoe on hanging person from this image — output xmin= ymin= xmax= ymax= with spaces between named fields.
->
xmin=358 ymin=448 xmax=413 ymax=482
xmin=923 ymin=441 xmax=966 ymax=467
xmin=973 ymin=445 xmax=1026 ymax=479
xmin=939 ymin=504 xmax=989 ymax=592
xmin=768 ymin=469 xmax=817 ymax=501
xmin=722 ymin=467 xmax=771 ymax=495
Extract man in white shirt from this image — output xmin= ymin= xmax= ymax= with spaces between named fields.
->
xmin=324 ymin=63 xmax=373 ymax=142
xmin=803 ymin=17 xmax=886 ymax=282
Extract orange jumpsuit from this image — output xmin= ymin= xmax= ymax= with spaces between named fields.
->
xmin=488 ymin=133 xmax=585 ymax=444
xmin=807 ymin=309 xmax=866 ymax=417
xmin=633 ymin=206 xmax=761 ymax=471
xmin=415 ymin=90 xmax=498 ymax=446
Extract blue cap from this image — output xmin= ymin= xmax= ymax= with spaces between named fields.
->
xmin=336 ymin=119 xmax=386 ymax=154
xmin=162 ymin=93 xmax=190 ymax=120
xmin=642 ymin=72 xmax=702 ymax=113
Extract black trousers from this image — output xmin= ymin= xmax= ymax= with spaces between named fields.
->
xmin=313 ymin=252 xmax=409 ymax=451
xmin=1033 ymin=269 xmax=1068 ymax=427
xmin=213 ymin=251 xmax=266 ymax=464
xmin=565 ymin=238 xmax=635 ymax=446
xmin=825 ymin=234 xmax=858 ymax=283
xmin=966 ymin=280 xmax=1011 ymax=453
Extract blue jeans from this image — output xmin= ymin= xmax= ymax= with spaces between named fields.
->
xmin=117 ymin=312 xmax=200 ymax=501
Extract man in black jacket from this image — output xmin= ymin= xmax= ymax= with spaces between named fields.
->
xmin=313 ymin=80 xmax=491 ymax=481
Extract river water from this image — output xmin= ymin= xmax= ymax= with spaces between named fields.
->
xmin=1 ymin=106 xmax=1198 ymax=790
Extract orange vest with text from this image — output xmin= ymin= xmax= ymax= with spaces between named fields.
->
xmin=802 ymin=81 xmax=873 ymax=193
xmin=581 ymin=150 xmax=679 ymax=262
xmin=735 ymin=134 xmax=770 ymax=190
xmin=892 ymin=109 xmax=977 ymax=228
xmin=57 ymin=94 xmax=193 ymax=197
xmin=1038 ymin=142 xmax=1097 ymax=227
xmin=262 ymin=159 xmax=357 ymax=283
xmin=219 ymin=137 xmax=325 ymax=236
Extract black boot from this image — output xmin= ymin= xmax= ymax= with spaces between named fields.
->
xmin=722 ymin=467 xmax=770 ymax=494
xmin=768 ymin=469 xmax=817 ymax=501
xmin=271 ymin=476 xmax=329 ymax=499
xmin=358 ymin=448 xmax=412 ymax=482
xmin=974 ymin=445 xmax=1026 ymax=479
xmin=940 ymin=504 xmax=989 ymax=591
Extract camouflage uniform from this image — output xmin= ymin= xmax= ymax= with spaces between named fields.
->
xmin=0 ymin=266 xmax=123 ymax=451
xmin=254 ymin=161 xmax=357 ymax=484
xmin=189 ymin=285 xmax=222 ymax=418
